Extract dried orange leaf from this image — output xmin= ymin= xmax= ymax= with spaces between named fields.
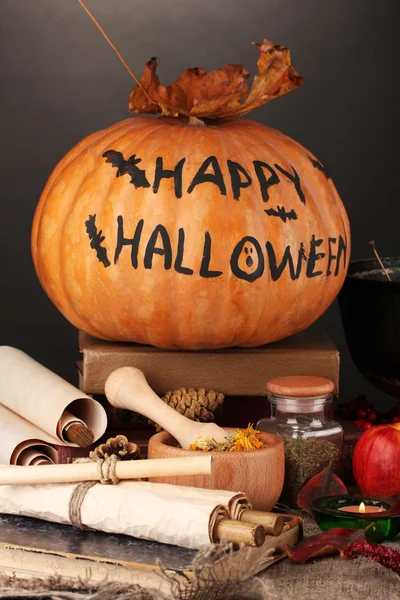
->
xmin=129 ymin=39 xmax=303 ymax=118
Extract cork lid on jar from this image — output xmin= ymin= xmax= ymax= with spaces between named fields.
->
xmin=266 ymin=376 xmax=335 ymax=398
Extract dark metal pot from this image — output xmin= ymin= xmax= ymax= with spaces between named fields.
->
xmin=338 ymin=257 xmax=400 ymax=398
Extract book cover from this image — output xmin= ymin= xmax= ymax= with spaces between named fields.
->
xmin=78 ymin=326 xmax=340 ymax=397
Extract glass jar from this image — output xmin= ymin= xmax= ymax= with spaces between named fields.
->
xmin=256 ymin=376 xmax=343 ymax=508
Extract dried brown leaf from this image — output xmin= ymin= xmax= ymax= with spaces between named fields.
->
xmin=129 ymin=39 xmax=303 ymax=118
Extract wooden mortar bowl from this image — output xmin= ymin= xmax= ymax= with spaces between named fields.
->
xmin=148 ymin=429 xmax=284 ymax=511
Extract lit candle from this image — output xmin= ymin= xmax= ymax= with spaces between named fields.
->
xmin=310 ymin=495 xmax=400 ymax=543
xmin=338 ymin=501 xmax=384 ymax=514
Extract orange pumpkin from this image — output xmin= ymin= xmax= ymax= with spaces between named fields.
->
xmin=32 ymin=40 xmax=350 ymax=349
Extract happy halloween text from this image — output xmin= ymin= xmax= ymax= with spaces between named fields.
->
xmin=101 ymin=149 xmax=331 ymax=223
xmin=85 ymin=215 xmax=347 ymax=283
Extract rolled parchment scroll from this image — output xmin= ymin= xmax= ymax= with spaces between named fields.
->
xmin=0 ymin=347 xmax=108 ymax=463
xmin=0 ymin=404 xmax=58 ymax=465
xmin=145 ymin=484 xmax=251 ymax=520
xmin=0 ymin=480 xmax=240 ymax=549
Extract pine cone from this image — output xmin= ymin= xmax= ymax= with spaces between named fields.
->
xmin=149 ymin=388 xmax=225 ymax=432
xmin=90 ymin=435 xmax=140 ymax=461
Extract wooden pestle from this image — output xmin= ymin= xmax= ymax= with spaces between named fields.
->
xmin=105 ymin=367 xmax=228 ymax=449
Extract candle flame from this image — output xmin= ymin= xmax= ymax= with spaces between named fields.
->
xmin=359 ymin=502 xmax=366 ymax=513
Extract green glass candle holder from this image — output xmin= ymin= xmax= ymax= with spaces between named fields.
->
xmin=310 ymin=495 xmax=400 ymax=543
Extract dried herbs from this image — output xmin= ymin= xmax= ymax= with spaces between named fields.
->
xmin=279 ymin=435 xmax=341 ymax=507
xmin=189 ymin=424 xmax=264 ymax=452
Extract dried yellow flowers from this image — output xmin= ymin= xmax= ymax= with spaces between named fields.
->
xmin=189 ymin=424 xmax=264 ymax=452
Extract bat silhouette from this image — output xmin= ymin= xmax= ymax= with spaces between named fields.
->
xmin=308 ymin=155 xmax=331 ymax=179
xmin=85 ymin=214 xmax=111 ymax=268
xmin=103 ymin=150 xmax=151 ymax=189
xmin=265 ymin=206 xmax=298 ymax=223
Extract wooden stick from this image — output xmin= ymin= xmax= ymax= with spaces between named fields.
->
xmin=240 ymin=510 xmax=284 ymax=536
xmin=64 ymin=422 xmax=94 ymax=448
xmin=369 ymin=241 xmax=391 ymax=281
xmin=215 ymin=519 xmax=265 ymax=547
xmin=0 ymin=456 xmax=212 ymax=486
xmin=76 ymin=0 xmax=156 ymax=105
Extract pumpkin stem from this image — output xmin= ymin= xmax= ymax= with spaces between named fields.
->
xmin=188 ymin=116 xmax=206 ymax=127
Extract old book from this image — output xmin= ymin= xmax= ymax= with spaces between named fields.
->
xmin=0 ymin=513 xmax=300 ymax=591
xmin=78 ymin=325 xmax=340 ymax=396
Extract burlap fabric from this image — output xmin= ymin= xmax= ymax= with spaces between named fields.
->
xmin=0 ymin=516 xmax=397 ymax=600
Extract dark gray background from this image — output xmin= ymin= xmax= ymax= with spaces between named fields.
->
xmin=0 ymin=0 xmax=398 ymax=409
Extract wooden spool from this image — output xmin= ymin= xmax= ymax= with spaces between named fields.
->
xmin=215 ymin=519 xmax=265 ymax=547
xmin=64 ymin=422 xmax=95 ymax=448
xmin=240 ymin=510 xmax=284 ymax=536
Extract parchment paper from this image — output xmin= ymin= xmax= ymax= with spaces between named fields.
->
xmin=134 ymin=483 xmax=251 ymax=518
xmin=0 ymin=480 xmax=230 ymax=549
xmin=0 ymin=404 xmax=59 ymax=465
xmin=0 ymin=347 xmax=107 ymax=445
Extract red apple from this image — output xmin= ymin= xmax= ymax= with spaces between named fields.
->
xmin=352 ymin=423 xmax=400 ymax=496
